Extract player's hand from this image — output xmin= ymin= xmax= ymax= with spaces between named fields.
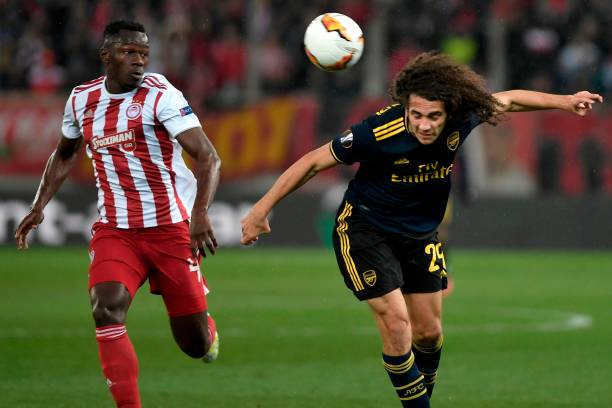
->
xmin=241 ymin=208 xmax=271 ymax=245
xmin=570 ymin=91 xmax=603 ymax=116
xmin=14 ymin=209 xmax=44 ymax=250
xmin=189 ymin=211 xmax=218 ymax=258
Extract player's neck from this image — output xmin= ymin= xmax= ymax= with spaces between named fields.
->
xmin=104 ymin=77 xmax=138 ymax=94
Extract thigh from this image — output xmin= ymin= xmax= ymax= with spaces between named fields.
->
xmin=403 ymin=291 xmax=442 ymax=337
xmin=89 ymin=223 xmax=148 ymax=298
xmin=397 ymin=234 xmax=448 ymax=294
xmin=332 ymin=202 xmax=403 ymax=301
xmin=144 ymin=222 xmax=208 ymax=317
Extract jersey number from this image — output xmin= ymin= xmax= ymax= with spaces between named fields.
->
xmin=424 ymin=243 xmax=446 ymax=273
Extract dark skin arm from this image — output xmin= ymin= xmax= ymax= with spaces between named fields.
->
xmin=176 ymin=126 xmax=221 ymax=257
xmin=15 ymin=136 xmax=83 ymax=249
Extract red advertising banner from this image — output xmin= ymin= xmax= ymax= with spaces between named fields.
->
xmin=0 ymin=94 xmax=319 ymax=182
xmin=511 ymin=111 xmax=612 ymax=194
xmin=0 ymin=95 xmax=74 ymax=174
xmin=194 ymin=96 xmax=319 ymax=179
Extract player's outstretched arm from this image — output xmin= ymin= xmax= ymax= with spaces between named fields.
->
xmin=241 ymin=143 xmax=339 ymax=245
xmin=177 ymin=127 xmax=221 ymax=257
xmin=493 ymin=90 xmax=603 ymax=115
xmin=15 ymin=136 xmax=83 ymax=249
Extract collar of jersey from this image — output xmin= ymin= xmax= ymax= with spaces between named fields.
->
xmin=102 ymin=76 xmax=142 ymax=98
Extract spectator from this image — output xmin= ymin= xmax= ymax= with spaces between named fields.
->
xmin=557 ymin=15 xmax=601 ymax=92
xmin=259 ymin=32 xmax=295 ymax=92
xmin=28 ymin=48 xmax=65 ymax=94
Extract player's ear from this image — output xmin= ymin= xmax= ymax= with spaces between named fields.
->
xmin=99 ymin=47 xmax=110 ymax=64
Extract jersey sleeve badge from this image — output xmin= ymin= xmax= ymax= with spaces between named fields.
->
xmin=179 ymin=105 xmax=193 ymax=116
xmin=340 ymin=132 xmax=353 ymax=148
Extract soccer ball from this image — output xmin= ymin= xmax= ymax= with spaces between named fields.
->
xmin=303 ymin=13 xmax=364 ymax=71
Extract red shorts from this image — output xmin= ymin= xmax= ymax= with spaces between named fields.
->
xmin=88 ymin=221 xmax=208 ymax=317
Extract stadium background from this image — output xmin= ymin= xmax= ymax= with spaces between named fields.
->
xmin=1 ymin=1 xmax=612 ymax=407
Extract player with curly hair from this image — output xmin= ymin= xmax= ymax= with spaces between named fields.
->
xmin=241 ymin=52 xmax=602 ymax=407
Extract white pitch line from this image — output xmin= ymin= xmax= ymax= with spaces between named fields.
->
xmin=443 ymin=307 xmax=593 ymax=334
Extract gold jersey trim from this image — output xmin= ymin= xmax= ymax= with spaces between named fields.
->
xmin=329 ymin=142 xmax=344 ymax=164
xmin=373 ymin=117 xmax=406 ymax=141
xmin=336 ymin=202 xmax=364 ymax=291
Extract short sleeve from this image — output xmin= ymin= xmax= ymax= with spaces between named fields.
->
xmin=61 ymin=94 xmax=81 ymax=139
xmin=156 ymin=86 xmax=201 ymax=138
xmin=329 ymin=121 xmax=374 ymax=164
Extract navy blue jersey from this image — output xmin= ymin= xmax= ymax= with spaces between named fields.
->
xmin=330 ymin=104 xmax=482 ymax=237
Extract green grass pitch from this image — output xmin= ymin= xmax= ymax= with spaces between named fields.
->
xmin=1 ymin=246 xmax=612 ymax=407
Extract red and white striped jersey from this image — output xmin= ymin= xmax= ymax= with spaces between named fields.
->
xmin=62 ymin=73 xmax=202 ymax=229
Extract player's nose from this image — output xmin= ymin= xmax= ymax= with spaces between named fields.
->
xmin=132 ymin=54 xmax=145 ymax=66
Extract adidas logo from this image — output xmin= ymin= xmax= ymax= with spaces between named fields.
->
xmin=84 ymin=109 xmax=94 ymax=119
xmin=393 ymin=157 xmax=410 ymax=165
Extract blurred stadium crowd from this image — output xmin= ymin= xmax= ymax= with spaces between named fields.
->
xmin=2 ymin=0 xmax=611 ymax=110
xmin=1 ymin=0 xmax=611 ymax=199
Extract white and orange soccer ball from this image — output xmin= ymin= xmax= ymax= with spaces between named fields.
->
xmin=303 ymin=13 xmax=364 ymax=71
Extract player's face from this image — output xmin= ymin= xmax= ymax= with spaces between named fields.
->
xmin=102 ymin=30 xmax=149 ymax=92
xmin=405 ymin=95 xmax=448 ymax=145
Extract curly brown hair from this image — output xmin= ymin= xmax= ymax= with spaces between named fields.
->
xmin=391 ymin=52 xmax=503 ymax=125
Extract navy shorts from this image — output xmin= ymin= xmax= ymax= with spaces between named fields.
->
xmin=332 ymin=201 xmax=448 ymax=301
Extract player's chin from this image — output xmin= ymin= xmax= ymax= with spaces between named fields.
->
xmin=417 ymin=137 xmax=436 ymax=145
xmin=123 ymin=75 xmax=141 ymax=88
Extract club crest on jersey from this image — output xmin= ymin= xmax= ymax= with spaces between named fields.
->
xmin=447 ymin=131 xmax=460 ymax=151
xmin=126 ymin=103 xmax=142 ymax=120
xmin=363 ymin=269 xmax=377 ymax=286
xmin=92 ymin=129 xmax=136 ymax=153
xmin=340 ymin=132 xmax=353 ymax=148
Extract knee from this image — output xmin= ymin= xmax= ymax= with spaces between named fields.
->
xmin=380 ymin=313 xmax=412 ymax=353
xmin=92 ymin=301 xmax=128 ymax=326
xmin=91 ymin=293 xmax=129 ymax=327
xmin=412 ymin=322 xmax=443 ymax=347
xmin=384 ymin=316 xmax=411 ymax=339
xmin=90 ymin=283 xmax=131 ymax=326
